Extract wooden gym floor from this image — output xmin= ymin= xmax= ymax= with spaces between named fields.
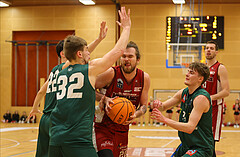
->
xmin=1 ymin=123 xmax=240 ymax=157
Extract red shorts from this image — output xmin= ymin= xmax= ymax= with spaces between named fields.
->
xmin=94 ymin=124 xmax=128 ymax=157
xmin=212 ymin=102 xmax=223 ymax=141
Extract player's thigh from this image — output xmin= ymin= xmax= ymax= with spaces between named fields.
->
xmin=36 ymin=114 xmax=51 ymax=157
xmin=62 ymin=146 xmax=98 ymax=157
xmin=95 ymin=125 xmax=114 ymax=152
xmin=113 ymin=131 xmax=128 ymax=157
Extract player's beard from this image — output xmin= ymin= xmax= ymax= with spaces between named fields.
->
xmin=206 ymin=53 xmax=216 ymax=60
xmin=121 ymin=63 xmax=137 ymax=74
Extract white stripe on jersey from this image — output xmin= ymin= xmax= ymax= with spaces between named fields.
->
xmin=214 ymin=105 xmax=223 ymax=141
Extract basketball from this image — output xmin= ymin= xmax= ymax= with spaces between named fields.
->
xmin=107 ymin=97 xmax=135 ymax=124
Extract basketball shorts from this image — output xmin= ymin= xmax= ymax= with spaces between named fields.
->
xmin=166 ymin=110 xmax=173 ymax=113
xmin=94 ymin=124 xmax=128 ymax=157
xmin=212 ymin=104 xmax=223 ymax=141
xmin=48 ymin=145 xmax=97 ymax=157
xmin=36 ymin=113 xmax=51 ymax=157
xmin=172 ymin=143 xmax=213 ymax=157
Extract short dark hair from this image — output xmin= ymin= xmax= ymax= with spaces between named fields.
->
xmin=189 ymin=62 xmax=210 ymax=84
xmin=126 ymin=41 xmax=140 ymax=60
xmin=63 ymin=35 xmax=87 ymax=61
xmin=56 ymin=40 xmax=64 ymax=58
xmin=207 ymin=40 xmax=218 ymax=51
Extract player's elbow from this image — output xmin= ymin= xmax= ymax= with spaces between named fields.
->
xmin=185 ymin=125 xmax=196 ymax=134
xmin=226 ymin=89 xmax=230 ymax=97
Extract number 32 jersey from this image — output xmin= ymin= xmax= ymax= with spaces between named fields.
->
xmin=50 ymin=64 xmax=95 ymax=146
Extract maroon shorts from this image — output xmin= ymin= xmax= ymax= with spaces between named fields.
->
xmin=94 ymin=124 xmax=128 ymax=157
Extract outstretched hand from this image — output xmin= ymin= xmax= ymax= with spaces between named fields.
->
xmin=153 ymin=99 xmax=163 ymax=109
xmin=116 ymin=7 xmax=131 ymax=29
xmin=151 ymin=108 xmax=166 ymax=123
xmin=98 ymin=21 xmax=108 ymax=41
xmin=99 ymin=96 xmax=117 ymax=114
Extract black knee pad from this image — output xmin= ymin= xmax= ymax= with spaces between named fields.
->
xmin=97 ymin=149 xmax=113 ymax=157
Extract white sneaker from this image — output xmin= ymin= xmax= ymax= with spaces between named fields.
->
xmin=234 ymin=125 xmax=237 ymax=128
xmin=138 ymin=123 xmax=141 ymax=127
xmin=148 ymin=123 xmax=151 ymax=126
xmin=142 ymin=124 xmax=145 ymax=127
xmin=222 ymin=124 xmax=224 ymax=127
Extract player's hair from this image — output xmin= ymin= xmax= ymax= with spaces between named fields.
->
xmin=56 ymin=40 xmax=64 ymax=58
xmin=126 ymin=41 xmax=140 ymax=60
xmin=189 ymin=62 xmax=210 ymax=85
xmin=64 ymin=35 xmax=87 ymax=61
xmin=207 ymin=40 xmax=219 ymax=51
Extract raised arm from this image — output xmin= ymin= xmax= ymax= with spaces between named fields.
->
xmin=152 ymin=95 xmax=210 ymax=134
xmin=211 ymin=64 xmax=230 ymax=101
xmin=89 ymin=7 xmax=131 ymax=76
xmin=88 ymin=21 xmax=108 ymax=53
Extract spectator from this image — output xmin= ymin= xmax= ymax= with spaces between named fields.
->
xmin=3 ymin=110 xmax=12 ymax=123
xmin=12 ymin=110 xmax=20 ymax=123
xmin=20 ymin=111 xmax=27 ymax=123
xmin=233 ymin=99 xmax=240 ymax=128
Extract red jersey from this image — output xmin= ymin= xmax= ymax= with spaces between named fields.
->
xmin=202 ymin=61 xmax=223 ymax=106
xmin=202 ymin=61 xmax=223 ymax=141
xmin=96 ymin=66 xmax=144 ymax=132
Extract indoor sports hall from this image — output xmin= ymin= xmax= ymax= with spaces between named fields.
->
xmin=0 ymin=0 xmax=240 ymax=157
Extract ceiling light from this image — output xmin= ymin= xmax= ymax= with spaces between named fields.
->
xmin=79 ymin=0 xmax=95 ymax=5
xmin=172 ymin=0 xmax=185 ymax=4
xmin=0 ymin=1 xmax=9 ymax=7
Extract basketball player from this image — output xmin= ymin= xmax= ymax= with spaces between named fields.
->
xmin=27 ymin=21 xmax=108 ymax=157
xmin=202 ymin=40 xmax=230 ymax=157
xmin=94 ymin=41 xmax=151 ymax=157
xmin=48 ymin=7 xmax=131 ymax=157
xmin=152 ymin=62 xmax=214 ymax=157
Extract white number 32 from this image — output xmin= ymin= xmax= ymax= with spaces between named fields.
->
xmin=57 ymin=72 xmax=84 ymax=100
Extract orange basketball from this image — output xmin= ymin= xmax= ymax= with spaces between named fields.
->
xmin=107 ymin=97 xmax=135 ymax=124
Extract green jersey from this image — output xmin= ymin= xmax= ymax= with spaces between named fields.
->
xmin=179 ymin=87 xmax=214 ymax=151
xmin=43 ymin=63 xmax=64 ymax=114
xmin=50 ymin=64 xmax=95 ymax=146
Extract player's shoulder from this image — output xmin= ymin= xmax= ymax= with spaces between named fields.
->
xmin=218 ymin=63 xmax=227 ymax=71
xmin=143 ymin=71 xmax=150 ymax=82
xmin=218 ymin=63 xmax=228 ymax=76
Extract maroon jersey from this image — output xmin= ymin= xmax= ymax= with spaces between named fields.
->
xmin=202 ymin=61 xmax=223 ymax=141
xmin=202 ymin=61 xmax=223 ymax=106
xmin=96 ymin=65 xmax=144 ymax=132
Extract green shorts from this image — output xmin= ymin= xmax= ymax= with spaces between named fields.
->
xmin=172 ymin=143 xmax=213 ymax=157
xmin=36 ymin=113 xmax=51 ymax=157
xmin=48 ymin=145 xmax=98 ymax=157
